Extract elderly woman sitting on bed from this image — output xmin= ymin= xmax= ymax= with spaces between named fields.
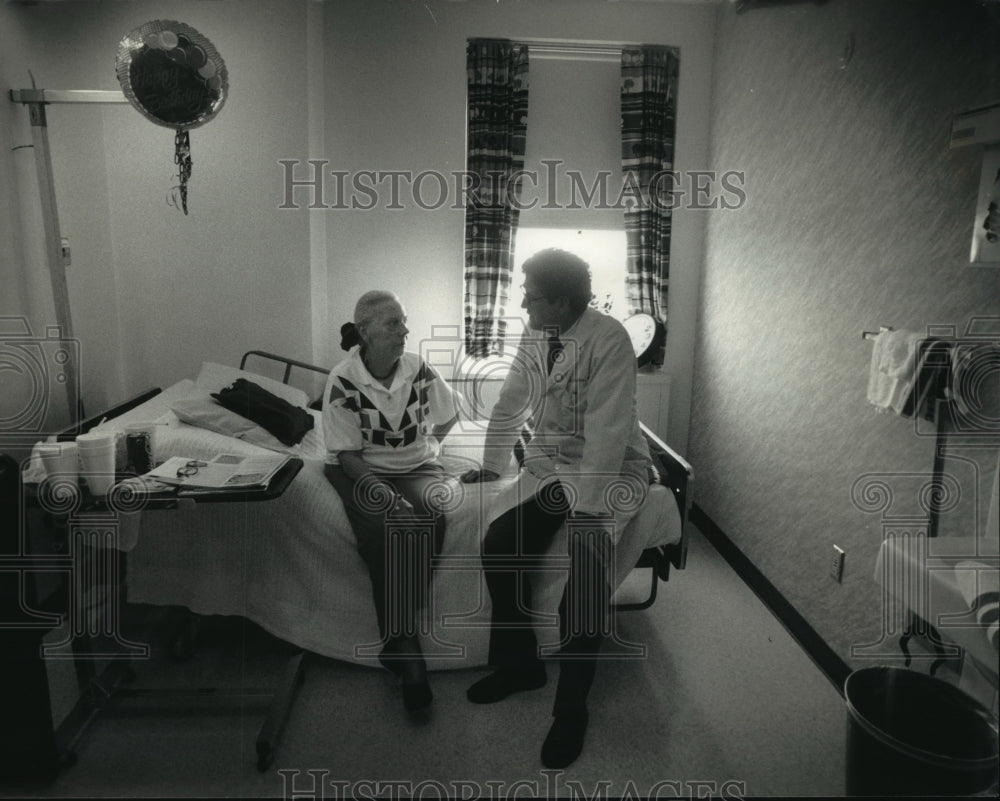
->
xmin=322 ymin=290 xmax=460 ymax=714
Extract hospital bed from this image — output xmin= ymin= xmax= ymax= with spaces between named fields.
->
xmin=68 ymin=349 xmax=693 ymax=667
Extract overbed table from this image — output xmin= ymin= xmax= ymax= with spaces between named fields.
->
xmin=22 ymin=457 xmax=305 ymax=772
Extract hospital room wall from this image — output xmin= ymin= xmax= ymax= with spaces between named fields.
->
xmin=1 ymin=0 xmax=314 ymax=425
xmin=692 ymin=0 xmax=999 ymax=674
xmin=319 ymin=0 xmax=717 ymax=452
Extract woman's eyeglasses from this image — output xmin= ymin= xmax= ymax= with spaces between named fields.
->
xmin=176 ymin=459 xmax=208 ymax=478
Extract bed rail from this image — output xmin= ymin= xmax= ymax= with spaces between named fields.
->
xmin=640 ymin=421 xmax=693 ymax=572
xmin=56 ymin=387 xmax=162 ymax=441
xmin=240 ymin=349 xmax=330 ymax=381
xmin=239 ymin=351 xmax=333 ymax=409
xmin=612 ymin=423 xmax=693 ymax=612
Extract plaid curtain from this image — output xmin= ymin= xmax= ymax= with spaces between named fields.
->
xmin=621 ymin=46 xmax=679 ymax=326
xmin=464 ymin=39 xmax=529 ymax=358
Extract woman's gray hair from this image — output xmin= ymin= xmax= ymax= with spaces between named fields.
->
xmin=354 ymin=290 xmax=399 ymax=335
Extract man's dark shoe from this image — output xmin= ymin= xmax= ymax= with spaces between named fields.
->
xmin=541 ymin=709 xmax=588 ymax=769
xmin=466 ymin=666 xmax=547 ymax=704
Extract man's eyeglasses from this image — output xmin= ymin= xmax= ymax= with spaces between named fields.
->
xmin=521 ymin=287 xmax=548 ymax=305
xmin=176 ymin=459 xmax=208 ymax=478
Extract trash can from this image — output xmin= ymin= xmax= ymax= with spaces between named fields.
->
xmin=844 ymin=666 xmax=999 ymax=796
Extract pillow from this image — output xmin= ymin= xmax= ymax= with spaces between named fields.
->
xmin=195 ymin=361 xmax=310 ymax=410
xmin=170 ymin=391 xmax=291 ymax=453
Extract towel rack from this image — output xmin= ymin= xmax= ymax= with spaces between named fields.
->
xmin=862 ymin=326 xmax=893 ymax=341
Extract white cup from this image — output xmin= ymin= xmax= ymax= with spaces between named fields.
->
xmin=38 ymin=442 xmax=79 ymax=485
xmin=75 ymin=431 xmax=117 ymax=495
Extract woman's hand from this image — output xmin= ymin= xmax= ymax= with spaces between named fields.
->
xmin=432 ymin=414 xmax=459 ymax=444
xmin=460 ymin=468 xmax=500 ymax=483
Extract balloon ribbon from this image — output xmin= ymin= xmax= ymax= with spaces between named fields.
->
xmin=173 ymin=129 xmax=192 ymax=214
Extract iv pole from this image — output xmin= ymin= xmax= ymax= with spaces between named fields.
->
xmin=9 ymin=88 xmax=128 ymax=424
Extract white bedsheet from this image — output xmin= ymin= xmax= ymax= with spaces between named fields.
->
xmin=95 ymin=380 xmax=681 ymax=669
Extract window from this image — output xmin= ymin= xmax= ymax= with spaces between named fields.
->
xmin=506 ymin=50 xmax=629 ymax=334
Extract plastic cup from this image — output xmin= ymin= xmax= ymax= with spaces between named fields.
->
xmin=38 ymin=442 xmax=79 ymax=485
xmin=75 ymin=431 xmax=117 ymax=495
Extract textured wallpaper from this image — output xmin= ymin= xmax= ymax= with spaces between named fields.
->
xmin=693 ymin=0 xmax=999 ymax=672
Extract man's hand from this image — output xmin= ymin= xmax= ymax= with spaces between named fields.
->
xmin=389 ymin=494 xmax=416 ymax=516
xmin=460 ymin=468 xmax=501 ymax=483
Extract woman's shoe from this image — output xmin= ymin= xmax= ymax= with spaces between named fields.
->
xmin=379 ymin=649 xmax=432 ymax=713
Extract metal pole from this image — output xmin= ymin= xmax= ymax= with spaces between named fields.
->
xmin=10 ymin=88 xmax=128 ymax=424
xmin=26 ymin=99 xmax=81 ymax=423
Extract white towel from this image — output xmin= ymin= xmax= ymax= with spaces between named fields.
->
xmin=867 ymin=329 xmax=924 ymax=416
xmin=955 ymin=561 xmax=1000 ymax=651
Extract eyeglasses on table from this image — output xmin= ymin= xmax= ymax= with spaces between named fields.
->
xmin=176 ymin=459 xmax=208 ymax=478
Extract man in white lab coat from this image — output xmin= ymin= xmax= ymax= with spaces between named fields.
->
xmin=462 ymin=248 xmax=652 ymax=769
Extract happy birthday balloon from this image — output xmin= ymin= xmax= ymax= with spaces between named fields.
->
xmin=116 ymin=20 xmax=228 ymax=213
xmin=116 ymin=19 xmax=227 ymax=130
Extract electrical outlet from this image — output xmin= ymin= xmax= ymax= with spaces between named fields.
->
xmin=831 ymin=545 xmax=845 ymax=583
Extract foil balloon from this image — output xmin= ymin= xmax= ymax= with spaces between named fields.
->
xmin=116 ymin=20 xmax=228 ymax=214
